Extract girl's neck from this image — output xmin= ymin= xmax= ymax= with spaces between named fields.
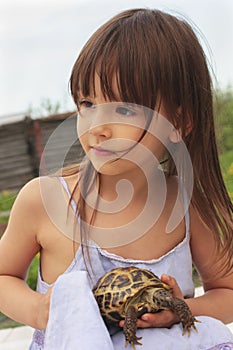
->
xmin=98 ymin=166 xmax=158 ymax=203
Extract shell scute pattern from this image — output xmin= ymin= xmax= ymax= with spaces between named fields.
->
xmin=93 ymin=266 xmax=200 ymax=350
xmin=93 ymin=266 xmax=169 ymax=321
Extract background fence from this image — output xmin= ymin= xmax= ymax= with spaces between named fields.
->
xmin=0 ymin=112 xmax=84 ymax=191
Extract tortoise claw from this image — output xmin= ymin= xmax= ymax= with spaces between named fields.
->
xmin=125 ymin=336 xmax=142 ymax=350
xmin=182 ymin=317 xmax=201 ymax=336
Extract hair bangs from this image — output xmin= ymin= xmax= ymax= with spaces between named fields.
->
xmin=70 ymin=10 xmax=165 ymax=110
xmin=70 ymin=8 xmax=212 ymax=131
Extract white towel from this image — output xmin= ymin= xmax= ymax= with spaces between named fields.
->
xmin=43 ymin=270 xmax=233 ymax=350
xmin=44 ymin=271 xmax=114 ymax=350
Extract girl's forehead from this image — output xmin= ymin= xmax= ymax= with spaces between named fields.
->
xmin=79 ymin=71 xmax=121 ymax=102
xmin=79 ymin=71 xmax=167 ymax=118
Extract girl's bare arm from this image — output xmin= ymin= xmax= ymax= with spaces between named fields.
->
xmin=124 ymin=204 xmax=233 ymax=330
xmin=186 ymin=204 xmax=233 ymax=324
xmin=0 ymin=178 xmax=51 ymax=329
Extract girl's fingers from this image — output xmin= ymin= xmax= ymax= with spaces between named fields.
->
xmin=119 ymin=275 xmax=183 ymax=330
xmin=139 ymin=312 xmax=169 ymax=328
xmin=160 ymin=274 xmax=184 ymax=299
xmin=139 ymin=310 xmax=179 ymax=328
xmin=119 ymin=310 xmax=179 ymax=329
xmin=119 ymin=320 xmax=124 ymax=327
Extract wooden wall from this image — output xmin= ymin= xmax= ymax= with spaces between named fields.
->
xmin=0 ymin=112 xmax=84 ymax=191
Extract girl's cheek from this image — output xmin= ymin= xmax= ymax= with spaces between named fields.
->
xmin=78 ymin=134 xmax=89 ymax=154
xmin=77 ymin=119 xmax=89 ymax=139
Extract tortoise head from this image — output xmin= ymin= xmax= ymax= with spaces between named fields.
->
xmin=136 ymin=285 xmax=173 ymax=311
xmin=150 ymin=287 xmax=174 ymax=310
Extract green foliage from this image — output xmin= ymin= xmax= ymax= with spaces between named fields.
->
xmin=0 ymin=313 xmax=21 ymax=329
xmin=215 ymin=87 xmax=233 ymax=201
xmin=28 ymin=97 xmax=61 ymax=118
xmin=0 ymin=191 xmax=17 ymax=224
xmin=0 ymin=217 xmax=8 ymax=224
xmin=220 ymin=151 xmax=233 ymax=201
xmin=0 ymin=191 xmax=17 ymax=212
xmin=27 ymin=255 xmax=39 ymax=291
xmin=214 ymin=87 xmax=233 ymax=154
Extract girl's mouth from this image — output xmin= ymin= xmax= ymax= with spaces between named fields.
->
xmin=91 ymin=142 xmax=137 ymax=158
xmin=91 ymin=146 xmax=116 ymax=156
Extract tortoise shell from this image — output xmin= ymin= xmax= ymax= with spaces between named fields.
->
xmin=93 ymin=266 xmax=171 ymax=324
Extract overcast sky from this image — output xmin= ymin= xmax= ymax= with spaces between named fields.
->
xmin=0 ymin=0 xmax=233 ymax=119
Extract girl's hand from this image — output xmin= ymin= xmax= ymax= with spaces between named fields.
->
xmin=36 ymin=287 xmax=53 ymax=330
xmin=119 ymin=274 xmax=182 ymax=329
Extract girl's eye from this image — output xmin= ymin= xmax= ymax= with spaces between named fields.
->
xmin=78 ymin=100 xmax=94 ymax=110
xmin=115 ymin=106 xmax=136 ymax=117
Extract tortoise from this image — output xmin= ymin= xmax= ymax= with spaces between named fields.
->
xmin=93 ymin=266 xmax=199 ymax=349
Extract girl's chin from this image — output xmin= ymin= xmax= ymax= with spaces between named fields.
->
xmin=92 ymin=158 xmax=138 ymax=176
xmin=92 ymin=163 xmax=122 ymax=176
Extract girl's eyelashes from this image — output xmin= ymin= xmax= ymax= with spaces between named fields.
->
xmin=77 ymin=100 xmax=139 ymax=118
xmin=78 ymin=99 xmax=94 ymax=110
xmin=115 ymin=106 xmax=136 ymax=117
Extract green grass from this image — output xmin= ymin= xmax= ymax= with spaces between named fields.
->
xmin=0 ymin=191 xmax=17 ymax=211
xmin=0 ymin=190 xmax=17 ymax=224
xmin=26 ymin=255 xmax=40 ymax=291
xmin=220 ymin=150 xmax=233 ymax=200
xmin=0 ymin=313 xmax=22 ymax=329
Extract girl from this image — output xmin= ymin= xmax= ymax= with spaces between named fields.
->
xmin=0 ymin=8 xmax=233 ymax=350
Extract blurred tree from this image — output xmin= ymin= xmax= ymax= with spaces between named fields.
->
xmin=214 ymin=86 xmax=233 ymax=153
xmin=28 ymin=98 xmax=61 ymax=118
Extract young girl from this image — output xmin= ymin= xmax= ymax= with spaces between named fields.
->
xmin=0 ymin=8 xmax=233 ymax=350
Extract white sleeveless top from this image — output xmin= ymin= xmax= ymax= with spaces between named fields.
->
xmin=37 ymin=176 xmax=194 ymax=298
xmin=30 ymin=177 xmax=233 ymax=350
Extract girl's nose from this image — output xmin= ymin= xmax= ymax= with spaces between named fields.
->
xmin=89 ymin=108 xmax=112 ymax=138
xmin=89 ymin=122 xmax=112 ymax=138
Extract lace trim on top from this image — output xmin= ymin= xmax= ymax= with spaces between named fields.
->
xmin=207 ymin=343 xmax=233 ymax=350
xmin=98 ymin=229 xmax=190 ymax=264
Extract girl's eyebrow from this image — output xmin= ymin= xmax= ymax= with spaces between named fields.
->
xmin=78 ymin=96 xmax=89 ymax=100
xmin=124 ymin=102 xmax=143 ymax=108
xmin=122 ymin=102 xmax=146 ymax=112
xmin=77 ymin=91 xmax=87 ymax=98
xmin=77 ymin=93 xmax=94 ymax=100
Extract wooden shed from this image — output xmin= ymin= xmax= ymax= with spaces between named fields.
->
xmin=0 ymin=112 xmax=84 ymax=191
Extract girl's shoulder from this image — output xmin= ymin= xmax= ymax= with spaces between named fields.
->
xmin=18 ymin=172 xmax=79 ymax=202
xmin=13 ymin=172 xmax=80 ymax=232
xmin=17 ymin=176 xmax=59 ymax=205
xmin=11 ymin=176 xmax=64 ymax=227
xmin=0 ymin=177 xmax=48 ymax=268
xmin=12 ymin=177 xmax=45 ymax=215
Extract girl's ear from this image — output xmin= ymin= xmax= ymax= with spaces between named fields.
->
xmin=169 ymin=122 xmax=192 ymax=143
xmin=169 ymin=127 xmax=182 ymax=143
xmin=169 ymin=107 xmax=193 ymax=143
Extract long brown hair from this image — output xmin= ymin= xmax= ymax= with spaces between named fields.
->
xmin=69 ymin=9 xmax=233 ymax=272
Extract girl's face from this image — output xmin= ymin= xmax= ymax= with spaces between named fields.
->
xmin=77 ymin=75 xmax=172 ymax=176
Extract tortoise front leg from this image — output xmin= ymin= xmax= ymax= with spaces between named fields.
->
xmin=123 ymin=305 xmax=142 ymax=350
xmin=172 ymin=297 xmax=200 ymax=336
